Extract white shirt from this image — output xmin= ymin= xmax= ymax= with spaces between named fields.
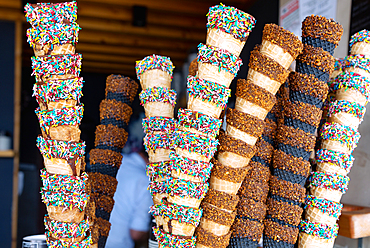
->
xmin=105 ymin=152 xmax=152 ymax=248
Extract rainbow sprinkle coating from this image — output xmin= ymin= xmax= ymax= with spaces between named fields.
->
xmin=44 ymin=215 xmax=89 ymax=239
xmin=24 ymin=1 xmax=77 ymax=26
xmin=197 ymin=43 xmax=243 ymax=76
xmin=32 ymin=77 xmax=83 ymax=104
xmin=27 ymin=22 xmax=80 ymax=48
xmin=177 ymin=108 xmax=222 ymax=138
xmin=334 ymin=58 xmax=343 ymax=71
xmin=142 ymin=116 xmax=177 ymax=134
xmin=36 ymin=136 xmax=85 ymax=161
xmin=207 ymin=3 xmax=256 ymax=41
xmin=35 ymin=104 xmax=84 ymax=133
xmin=143 ymin=132 xmax=174 ymax=151
xmin=342 ymin=54 xmax=370 ymax=74
xmin=170 ymin=151 xmax=213 ymax=183
xmin=309 ymin=171 xmax=349 ymax=193
xmin=187 ymin=75 xmax=231 ymax=108
xmin=45 ymin=230 xmax=92 ymax=248
xmin=139 ymin=86 xmax=177 ymax=106
xmin=299 ymin=219 xmax=339 ymax=240
xmin=153 ymin=226 xmax=196 ymax=248
xmin=31 ymin=53 xmax=82 ymax=81
xmin=148 ymin=180 xmax=167 ymax=197
xmin=349 ymin=29 xmax=370 ymax=48
xmin=329 ymin=71 xmax=370 ymax=101
xmin=135 ymin=54 xmax=174 ymax=80
xmin=146 ymin=160 xmax=171 ymax=181
xmin=305 ymin=195 xmax=343 ymax=219
xmin=174 ymin=131 xmax=219 ymax=159
xmin=320 ymin=122 xmax=360 ymax=152
xmin=41 ymin=169 xmax=88 ymax=193
xmin=149 ymin=202 xmax=203 ymax=226
xmin=41 ymin=190 xmax=89 ymax=211
xmin=316 ymin=149 xmax=354 ymax=172
xmin=166 ymin=177 xmax=209 ymax=199
xmin=328 ymin=100 xmax=366 ymax=121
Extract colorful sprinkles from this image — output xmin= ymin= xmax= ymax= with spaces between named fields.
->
xmin=139 ymin=86 xmax=177 ymax=106
xmin=305 ymin=195 xmax=343 ymax=219
xmin=170 ymin=151 xmax=213 ymax=183
xmin=153 ymin=226 xmax=196 ymax=248
xmin=143 ymin=132 xmax=174 ymax=151
xmin=309 ymin=171 xmax=349 ymax=193
xmin=41 ymin=190 xmax=89 ymax=211
xmin=197 ymin=43 xmax=243 ymax=76
xmin=320 ymin=122 xmax=361 ymax=151
xmin=40 ymin=169 xmax=88 ymax=193
xmin=207 ymin=3 xmax=256 ymax=41
xmin=177 ymin=108 xmax=222 ymax=138
xmin=316 ymin=149 xmax=354 ymax=172
xmin=349 ymin=29 xmax=370 ymax=48
xmin=187 ymin=75 xmax=231 ymax=107
xmin=45 ymin=230 xmax=92 ymax=248
xmin=31 ymin=54 xmax=82 ymax=81
xmin=342 ymin=54 xmax=370 ymax=74
xmin=328 ymin=100 xmax=366 ymax=121
xmin=299 ymin=219 xmax=339 ymax=240
xmin=146 ymin=160 xmax=171 ymax=181
xmin=135 ymin=54 xmax=174 ymax=80
xmin=167 ymin=177 xmax=209 ymax=199
xmin=148 ymin=180 xmax=167 ymax=197
xmin=32 ymin=77 xmax=83 ymax=105
xmin=44 ymin=215 xmax=89 ymax=239
xmin=149 ymin=202 xmax=203 ymax=226
xmin=142 ymin=116 xmax=177 ymax=134
xmin=174 ymin=130 xmax=219 ymax=159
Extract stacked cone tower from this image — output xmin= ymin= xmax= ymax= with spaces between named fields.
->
xmin=209 ymin=24 xmax=302 ymax=248
xmin=262 ymin=15 xmax=343 ymax=248
xmin=298 ymin=30 xmax=370 ymax=247
xmin=25 ymin=1 xmax=92 ymax=247
xmin=88 ymin=75 xmax=138 ymax=248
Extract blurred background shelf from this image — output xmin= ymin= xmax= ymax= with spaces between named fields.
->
xmin=0 ymin=150 xmax=15 ymax=158
xmin=339 ymin=204 xmax=370 ymax=239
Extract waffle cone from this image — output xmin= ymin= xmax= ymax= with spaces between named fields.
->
xmin=148 ymin=148 xmax=171 ymax=163
xmin=316 ymin=162 xmax=348 ymax=176
xmin=155 ymin=215 xmax=165 ymax=227
xmin=247 ymin=68 xmax=282 ymax=94
xmin=152 ymin=193 xmax=167 ymax=205
xmin=176 ymin=148 xmax=209 ymax=162
xmin=210 ymin=176 xmax=242 ymax=195
xmin=188 ymin=96 xmax=223 ymax=118
xmin=344 ymin=66 xmax=370 ymax=80
xmin=143 ymin=102 xmax=174 ymax=118
xmin=90 ymin=243 xmax=98 ymax=248
xmin=198 ymin=62 xmax=235 ymax=88
xmin=335 ymin=87 xmax=367 ymax=106
xmin=305 ymin=206 xmax=337 ymax=226
xmin=298 ymin=232 xmax=335 ymax=248
xmin=199 ymin=218 xmax=231 ymax=236
xmin=351 ymin=41 xmax=370 ymax=56
xmin=44 ymin=157 xmax=81 ymax=176
xmin=163 ymin=218 xmax=196 ymax=236
xmin=235 ymin=97 xmax=268 ymax=120
xmin=321 ymin=139 xmax=350 ymax=154
xmin=33 ymin=43 xmax=75 ymax=56
xmin=226 ymin=125 xmax=258 ymax=146
xmin=140 ymin=69 xmax=172 ymax=90
xmin=46 ymin=205 xmax=85 ymax=223
xmin=39 ymin=73 xmax=77 ymax=82
xmin=39 ymin=99 xmax=77 ymax=111
xmin=330 ymin=70 xmax=342 ymax=80
xmin=206 ymin=28 xmax=245 ymax=57
xmin=260 ymin=39 xmax=294 ymax=69
xmin=218 ymin=151 xmax=251 ymax=168
xmin=328 ymin=111 xmax=360 ymax=130
xmin=179 ymin=125 xmax=209 ymax=139
xmin=41 ymin=125 xmax=81 ymax=142
xmin=172 ymin=170 xmax=202 ymax=183
xmin=310 ymin=186 xmax=343 ymax=202
xmin=168 ymin=194 xmax=202 ymax=208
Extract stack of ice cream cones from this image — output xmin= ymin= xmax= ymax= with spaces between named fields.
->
xmin=299 ymin=29 xmax=370 ymax=248
xmin=88 ymin=75 xmax=138 ymax=248
xmin=263 ymin=15 xmax=343 ymax=248
xmin=218 ymin=24 xmax=302 ymax=248
xmin=25 ymin=1 xmax=93 ymax=247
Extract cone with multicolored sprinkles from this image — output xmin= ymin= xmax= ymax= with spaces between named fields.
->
xmin=298 ymin=220 xmax=338 ymax=248
xmin=350 ymin=29 xmax=370 ymax=56
xmin=136 ymin=54 xmax=174 ymax=90
xmin=342 ymin=54 xmax=370 ymax=79
xmin=206 ymin=4 xmax=256 ymax=57
xmin=139 ymin=86 xmax=177 ymax=118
